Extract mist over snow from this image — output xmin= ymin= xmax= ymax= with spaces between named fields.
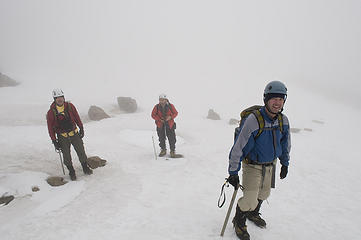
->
xmin=1 ymin=1 xmax=361 ymax=240
xmin=1 ymin=0 xmax=361 ymax=108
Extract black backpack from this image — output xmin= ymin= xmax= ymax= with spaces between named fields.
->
xmin=52 ymin=103 xmax=74 ymax=132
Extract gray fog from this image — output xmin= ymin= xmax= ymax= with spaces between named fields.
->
xmin=0 ymin=0 xmax=360 ymax=109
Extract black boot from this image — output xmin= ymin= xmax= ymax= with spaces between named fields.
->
xmin=232 ymin=206 xmax=250 ymax=240
xmin=247 ymin=199 xmax=266 ymax=228
xmin=67 ymin=165 xmax=77 ymax=181
xmin=81 ymin=162 xmax=93 ymax=175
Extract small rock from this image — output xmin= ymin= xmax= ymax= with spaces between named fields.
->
xmin=290 ymin=128 xmax=301 ymax=133
xmin=32 ymin=186 xmax=40 ymax=192
xmin=86 ymin=156 xmax=107 ymax=169
xmin=88 ymin=105 xmax=111 ymax=121
xmin=117 ymin=97 xmax=137 ymax=113
xmin=207 ymin=109 xmax=221 ymax=120
xmin=0 ymin=195 xmax=15 ymax=205
xmin=312 ymin=120 xmax=325 ymax=124
xmin=0 ymin=73 xmax=19 ymax=87
xmin=46 ymin=176 xmax=67 ymax=187
xmin=229 ymin=118 xmax=239 ymax=125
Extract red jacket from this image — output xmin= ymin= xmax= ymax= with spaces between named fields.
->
xmin=46 ymin=102 xmax=83 ymax=140
xmin=151 ymin=103 xmax=178 ymax=129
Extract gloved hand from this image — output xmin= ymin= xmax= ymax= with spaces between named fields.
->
xmin=52 ymin=139 xmax=61 ymax=151
xmin=280 ymin=165 xmax=288 ymax=179
xmin=79 ymin=127 xmax=84 ymax=138
xmin=227 ymin=175 xmax=239 ymax=190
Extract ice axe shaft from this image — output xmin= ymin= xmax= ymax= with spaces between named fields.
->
xmin=56 ymin=150 xmax=66 ymax=175
xmin=152 ymin=136 xmax=158 ymax=160
xmin=220 ymin=185 xmax=239 ymax=237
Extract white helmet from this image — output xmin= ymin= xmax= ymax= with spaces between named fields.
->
xmin=159 ymin=93 xmax=167 ymax=100
xmin=52 ymin=89 xmax=64 ymax=98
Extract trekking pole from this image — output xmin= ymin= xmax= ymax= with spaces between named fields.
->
xmin=55 ymin=149 xmax=65 ymax=175
xmin=220 ymin=183 xmax=240 ymax=237
xmin=152 ymin=136 xmax=158 ymax=160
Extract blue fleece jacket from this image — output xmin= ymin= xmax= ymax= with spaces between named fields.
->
xmin=228 ymin=106 xmax=291 ymax=175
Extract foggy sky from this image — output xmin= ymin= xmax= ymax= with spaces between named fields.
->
xmin=0 ymin=0 xmax=360 ymax=108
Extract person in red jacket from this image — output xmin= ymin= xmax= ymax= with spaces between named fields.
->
xmin=46 ymin=89 xmax=92 ymax=180
xmin=151 ymin=94 xmax=178 ymax=157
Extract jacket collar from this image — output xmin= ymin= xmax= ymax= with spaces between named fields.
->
xmin=51 ymin=101 xmax=67 ymax=110
xmin=260 ymin=106 xmax=278 ymax=123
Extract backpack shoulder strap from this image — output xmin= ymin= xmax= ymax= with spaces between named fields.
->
xmin=52 ymin=108 xmax=57 ymax=118
xmin=277 ymin=113 xmax=283 ymax=133
xmin=252 ymin=109 xmax=265 ymax=138
xmin=66 ymin=102 xmax=72 ymax=112
xmin=168 ymin=103 xmax=174 ymax=114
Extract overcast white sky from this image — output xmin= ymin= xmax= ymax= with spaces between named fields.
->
xmin=0 ymin=0 xmax=360 ymax=108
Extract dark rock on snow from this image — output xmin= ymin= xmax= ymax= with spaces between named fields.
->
xmin=0 ymin=73 xmax=19 ymax=87
xmin=229 ymin=118 xmax=239 ymax=125
xmin=88 ymin=105 xmax=110 ymax=121
xmin=207 ymin=109 xmax=221 ymax=120
xmin=86 ymin=156 xmax=107 ymax=169
xmin=0 ymin=195 xmax=15 ymax=205
xmin=117 ymin=97 xmax=137 ymax=113
xmin=290 ymin=128 xmax=301 ymax=133
xmin=46 ymin=176 xmax=67 ymax=187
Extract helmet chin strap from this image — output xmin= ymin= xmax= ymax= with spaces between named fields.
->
xmin=54 ymin=97 xmax=65 ymax=106
xmin=264 ymin=94 xmax=286 ymax=116
xmin=265 ymin=103 xmax=284 ymax=117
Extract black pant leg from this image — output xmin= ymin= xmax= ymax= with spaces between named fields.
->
xmin=166 ymin=125 xmax=176 ymax=151
xmin=157 ymin=126 xmax=166 ymax=150
xmin=58 ymin=135 xmax=73 ymax=167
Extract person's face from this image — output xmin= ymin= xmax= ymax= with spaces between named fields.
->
xmin=55 ymin=96 xmax=65 ymax=106
xmin=266 ymin=97 xmax=284 ymax=114
xmin=159 ymin=98 xmax=167 ymax=106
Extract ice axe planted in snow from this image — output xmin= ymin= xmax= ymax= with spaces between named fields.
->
xmin=152 ymin=136 xmax=158 ymax=160
xmin=55 ymin=149 xmax=65 ymax=175
xmin=219 ymin=179 xmax=243 ymax=237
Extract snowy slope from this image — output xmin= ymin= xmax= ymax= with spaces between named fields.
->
xmin=1 ymin=0 xmax=361 ymax=239
xmin=1 ymin=84 xmax=361 ymax=240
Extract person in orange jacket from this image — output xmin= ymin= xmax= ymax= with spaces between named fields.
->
xmin=46 ymin=89 xmax=93 ymax=180
xmin=151 ymin=94 xmax=178 ymax=157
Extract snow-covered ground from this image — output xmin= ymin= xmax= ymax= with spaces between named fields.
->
xmin=1 ymin=0 xmax=361 ymax=239
xmin=1 ymin=83 xmax=361 ymax=240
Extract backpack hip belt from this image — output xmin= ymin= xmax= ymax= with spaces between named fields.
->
xmin=244 ymin=158 xmax=274 ymax=167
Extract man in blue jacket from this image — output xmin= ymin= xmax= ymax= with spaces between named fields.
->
xmin=227 ymin=81 xmax=291 ymax=240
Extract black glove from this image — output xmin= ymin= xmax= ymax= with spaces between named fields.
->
xmin=227 ymin=175 xmax=239 ymax=190
xmin=79 ymin=127 xmax=84 ymax=138
xmin=52 ymin=139 xmax=61 ymax=151
xmin=280 ymin=165 xmax=288 ymax=179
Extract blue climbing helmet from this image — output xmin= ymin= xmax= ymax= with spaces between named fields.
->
xmin=263 ymin=81 xmax=287 ymax=103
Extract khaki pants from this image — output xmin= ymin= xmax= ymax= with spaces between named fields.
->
xmin=237 ymin=162 xmax=274 ymax=211
xmin=58 ymin=133 xmax=87 ymax=167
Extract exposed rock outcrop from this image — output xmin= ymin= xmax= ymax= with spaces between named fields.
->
xmin=0 ymin=73 xmax=19 ymax=87
xmin=207 ymin=109 xmax=221 ymax=120
xmin=86 ymin=156 xmax=107 ymax=169
xmin=88 ymin=105 xmax=110 ymax=121
xmin=46 ymin=176 xmax=67 ymax=187
xmin=117 ymin=97 xmax=137 ymax=113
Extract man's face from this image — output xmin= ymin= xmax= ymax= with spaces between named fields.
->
xmin=266 ymin=97 xmax=284 ymax=114
xmin=159 ymin=98 xmax=167 ymax=106
xmin=55 ymin=96 xmax=65 ymax=106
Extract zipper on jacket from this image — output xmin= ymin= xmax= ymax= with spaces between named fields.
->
xmin=271 ymin=121 xmax=277 ymax=160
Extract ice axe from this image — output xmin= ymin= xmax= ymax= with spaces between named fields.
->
xmin=219 ymin=180 xmax=243 ymax=237
xmin=55 ymin=149 xmax=65 ymax=175
xmin=152 ymin=136 xmax=158 ymax=160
